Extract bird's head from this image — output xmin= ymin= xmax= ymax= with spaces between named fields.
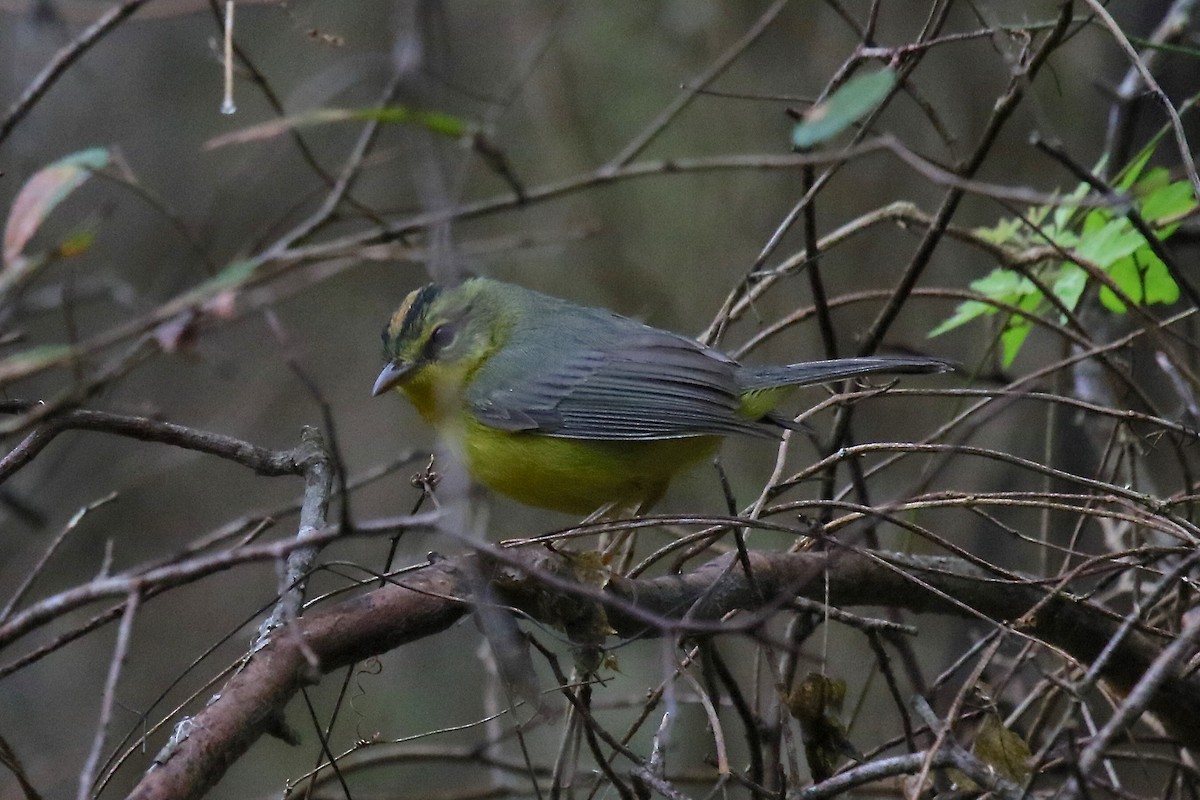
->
xmin=373 ymin=279 xmax=506 ymax=414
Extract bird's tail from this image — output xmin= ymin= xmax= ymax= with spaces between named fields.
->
xmin=738 ymin=355 xmax=955 ymax=392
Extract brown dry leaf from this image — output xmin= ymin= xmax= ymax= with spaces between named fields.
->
xmin=973 ymin=713 xmax=1032 ymax=785
xmin=786 ymin=672 xmax=858 ymax=781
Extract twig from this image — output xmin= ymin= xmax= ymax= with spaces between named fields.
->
xmin=263 ymin=68 xmax=406 ymax=255
xmin=910 ymin=638 xmax=1004 ymax=797
xmin=0 ymin=402 xmax=305 ymax=483
xmin=1082 ymin=0 xmax=1200 ymax=200
xmin=76 ymin=589 xmax=140 ymax=800
xmin=605 ymin=0 xmax=790 ymax=170
xmin=0 ymin=511 xmax=438 ymax=651
xmin=798 ymin=744 xmax=1023 ymax=800
xmin=680 ymin=669 xmax=729 ymax=776
xmin=856 ymin=1 xmax=1073 ymax=355
xmin=0 ymin=0 xmax=153 ymax=145
xmin=1068 ymin=609 xmax=1200 ymax=798
xmin=256 ymin=427 xmax=333 ymax=645
xmin=864 ymin=632 xmax=917 ymax=752
xmin=1101 ymin=0 xmax=1197 ymax=166
xmin=0 ymin=492 xmax=116 ymax=621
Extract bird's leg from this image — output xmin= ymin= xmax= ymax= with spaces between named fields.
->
xmin=580 ymin=500 xmax=618 ymax=527
xmin=607 ymin=525 xmax=640 ymax=574
xmin=595 ymin=499 xmax=644 ymax=567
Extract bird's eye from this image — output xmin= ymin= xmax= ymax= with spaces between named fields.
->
xmin=426 ymin=323 xmax=457 ymax=356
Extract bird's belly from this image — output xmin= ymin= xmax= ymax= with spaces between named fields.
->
xmin=459 ymin=420 xmax=722 ymax=515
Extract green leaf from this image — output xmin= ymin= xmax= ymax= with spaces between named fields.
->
xmin=1114 ymin=131 xmax=1166 ymax=190
xmin=1140 ymin=179 xmax=1196 ymax=222
xmin=1143 ymin=254 xmax=1180 ymax=305
xmin=791 ymin=68 xmax=896 ymax=150
xmin=970 ymin=268 xmax=1036 ymax=300
xmin=1110 ymin=256 xmax=1142 ymax=306
xmin=1052 ymin=265 xmax=1087 ymax=313
xmin=930 ymin=269 xmax=1038 ymax=339
xmin=1074 ymin=217 xmax=1146 ymax=269
xmin=3 ymin=147 xmax=109 ymax=269
xmin=932 ymin=135 xmax=1187 ymax=350
xmin=1051 ymin=177 xmax=1094 ymax=231
xmin=1133 ymin=166 xmax=1170 ymax=198
xmin=1081 ymin=208 xmax=1110 ymax=235
xmin=1027 ymin=200 xmax=1052 ymax=230
xmin=358 ymin=106 xmax=471 ymax=136
xmin=1100 ymin=251 xmax=1179 ymax=312
xmin=929 ymin=299 xmax=994 ymax=337
xmin=206 ymin=106 xmax=475 ymax=149
xmin=1000 ymin=292 xmax=1042 ymax=367
xmin=1001 ymin=318 xmax=1032 ymax=367
xmin=973 ymin=217 xmax=1024 ymax=246
xmin=1047 ymin=228 xmax=1078 ymax=249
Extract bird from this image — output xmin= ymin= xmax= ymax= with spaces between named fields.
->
xmin=373 ymin=277 xmax=952 ymax=516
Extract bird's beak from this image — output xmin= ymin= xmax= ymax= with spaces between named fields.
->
xmin=372 ymin=360 xmax=413 ymax=397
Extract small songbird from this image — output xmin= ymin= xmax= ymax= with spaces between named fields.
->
xmin=374 ymin=277 xmax=951 ymax=515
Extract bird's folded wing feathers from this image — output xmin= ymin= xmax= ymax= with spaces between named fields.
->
xmin=467 ymin=330 xmax=773 ymax=440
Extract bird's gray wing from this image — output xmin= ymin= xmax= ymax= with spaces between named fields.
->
xmin=467 ymin=324 xmax=773 ymax=441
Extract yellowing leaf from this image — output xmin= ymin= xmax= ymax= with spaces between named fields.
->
xmin=3 ymin=148 xmax=109 ymax=269
xmin=55 ymin=227 xmax=97 ymax=258
xmin=0 ymin=344 xmax=74 ymax=385
xmin=206 ymin=106 xmax=474 ymax=149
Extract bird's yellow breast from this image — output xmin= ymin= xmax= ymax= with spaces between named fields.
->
xmin=397 ymin=364 xmax=720 ymax=514
xmin=459 ymin=417 xmax=721 ymax=515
